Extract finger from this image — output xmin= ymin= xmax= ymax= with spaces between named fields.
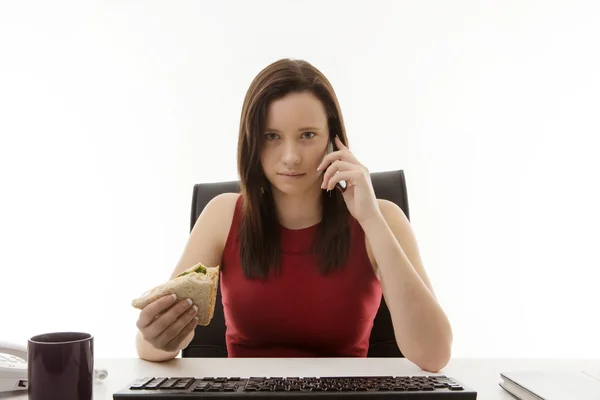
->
xmin=155 ymin=305 xmax=199 ymax=350
xmin=145 ymin=299 xmax=194 ymax=339
xmin=137 ymin=294 xmax=178 ymax=329
xmin=321 ymin=160 xmax=358 ymax=189
xmin=327 ymin=170 xmax=361 ymax=191
xmin=319 ymin=151 xmax=358 ymax=171
xmin=317 ymin=148 xmax=358 ymax=171
xmin=163 ymin=314 xmax=199 ymax=352
xmin=334 ymin=135 xmax=348 ymax=150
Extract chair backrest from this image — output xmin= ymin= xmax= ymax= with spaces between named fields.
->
xmin=182 ymin=170 xmax=409 ymax=358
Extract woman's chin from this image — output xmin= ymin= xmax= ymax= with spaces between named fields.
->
xmin=271 ymin=180 xmax=320 ymax=196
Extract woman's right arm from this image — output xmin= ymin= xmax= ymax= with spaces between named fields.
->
xmin=135 ymin=192 xmax=240 ymax=362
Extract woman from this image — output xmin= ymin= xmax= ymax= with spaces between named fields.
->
xmin=135 ymin=58 xmax=453 ymax=372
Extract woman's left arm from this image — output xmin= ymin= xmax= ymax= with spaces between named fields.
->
xmin=320 ymin=136 xmax=453 ymax=372
xmin=362 ymin=200 xmax=453 ymax=372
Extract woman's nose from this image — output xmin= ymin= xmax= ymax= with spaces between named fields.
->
xmin=281 ymin=143 xmax=301 ymax=165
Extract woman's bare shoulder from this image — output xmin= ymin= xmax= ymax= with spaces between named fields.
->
xmin=207 ymin=192 xmax=241 ymax=211
xmin=169 ymin=193 xmax=240 ymax=277
xmin=203 ymin=192 xmax=241 ymax=244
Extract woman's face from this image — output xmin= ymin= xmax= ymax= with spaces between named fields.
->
xmin=260 ymin=91 xmax=330 ymax=196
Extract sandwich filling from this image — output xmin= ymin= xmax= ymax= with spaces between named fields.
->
xmin=176 ymin=262 xmax=207 ymax=278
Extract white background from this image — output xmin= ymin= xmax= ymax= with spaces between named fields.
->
xmin=1 ymin=0 xmax=599 ymax=360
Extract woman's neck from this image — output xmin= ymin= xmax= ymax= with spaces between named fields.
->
xmin=272 ymin=186 xmax=323 ymax=230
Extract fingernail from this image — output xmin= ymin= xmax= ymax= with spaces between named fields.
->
xmin=193 ymin=305 xmax=198 ymax=312
xmin=186 ymin=298 xmax=193 ymax=306
xmin=194 ymin=317 xmax=199 ymax=321
xmin=171 ymin=294 xmax=177 ymax=301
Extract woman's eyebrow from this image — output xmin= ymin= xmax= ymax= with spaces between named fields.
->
xmin=264 ymin=127 xmax=322 ymax=132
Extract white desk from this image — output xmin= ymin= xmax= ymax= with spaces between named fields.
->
xmin=3 ymin=358 xmax=599 ymax=399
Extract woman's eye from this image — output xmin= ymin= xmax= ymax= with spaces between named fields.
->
xmin=302 ymin=131 xmax=316 ymax=139
xmin=264 ymin=133 xmax=279 ymax=140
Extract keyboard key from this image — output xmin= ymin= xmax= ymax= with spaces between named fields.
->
xmin=158 ymin=378 xmax=179 ymax=389
xmin=144 ymin=378 xmax=168 ymax=390
xmin=173 ymin=378 xmax=194 ymax=390
xmin=192 ymin=382 xmax=209 ymax=391
xmin=129 ymin=377 xmax=154 ymax=390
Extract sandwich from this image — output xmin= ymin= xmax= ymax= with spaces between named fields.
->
xmin=131 ymin=262 xmax=220 ymax=326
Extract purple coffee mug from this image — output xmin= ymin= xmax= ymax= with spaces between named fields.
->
xmin=28 ymin=332 xmax=94 ymax=400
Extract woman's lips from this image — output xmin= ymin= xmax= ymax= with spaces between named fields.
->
xmin=278 ymin=172 xmax=306 ymax=178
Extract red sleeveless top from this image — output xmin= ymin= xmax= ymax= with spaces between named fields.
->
xmin=220 ymin=196 xmax=382 ymax=357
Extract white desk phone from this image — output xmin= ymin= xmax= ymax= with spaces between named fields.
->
xmin=0 ymin=340 xmax=107 ymax=393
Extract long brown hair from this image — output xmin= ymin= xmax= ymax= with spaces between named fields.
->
xmin=237 ymin=58 xmax=351 ymax=279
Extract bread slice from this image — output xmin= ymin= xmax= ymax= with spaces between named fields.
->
xmin=131 ymin=262 xmax=220 ymax=326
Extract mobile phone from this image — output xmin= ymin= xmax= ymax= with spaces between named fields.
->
xmin=327 ymin=141 xmax=347 ymax=192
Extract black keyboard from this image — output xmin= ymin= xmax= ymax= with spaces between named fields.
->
xmin=113 ymin=375 xmax=477 ymax=399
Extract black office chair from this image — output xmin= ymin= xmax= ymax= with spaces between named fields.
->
xmin=182 ymin=170 xmax=410 ymax=358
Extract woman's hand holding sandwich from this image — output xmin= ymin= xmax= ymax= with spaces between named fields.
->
xmin=136 ymin=293 xmax=199 ymax=353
